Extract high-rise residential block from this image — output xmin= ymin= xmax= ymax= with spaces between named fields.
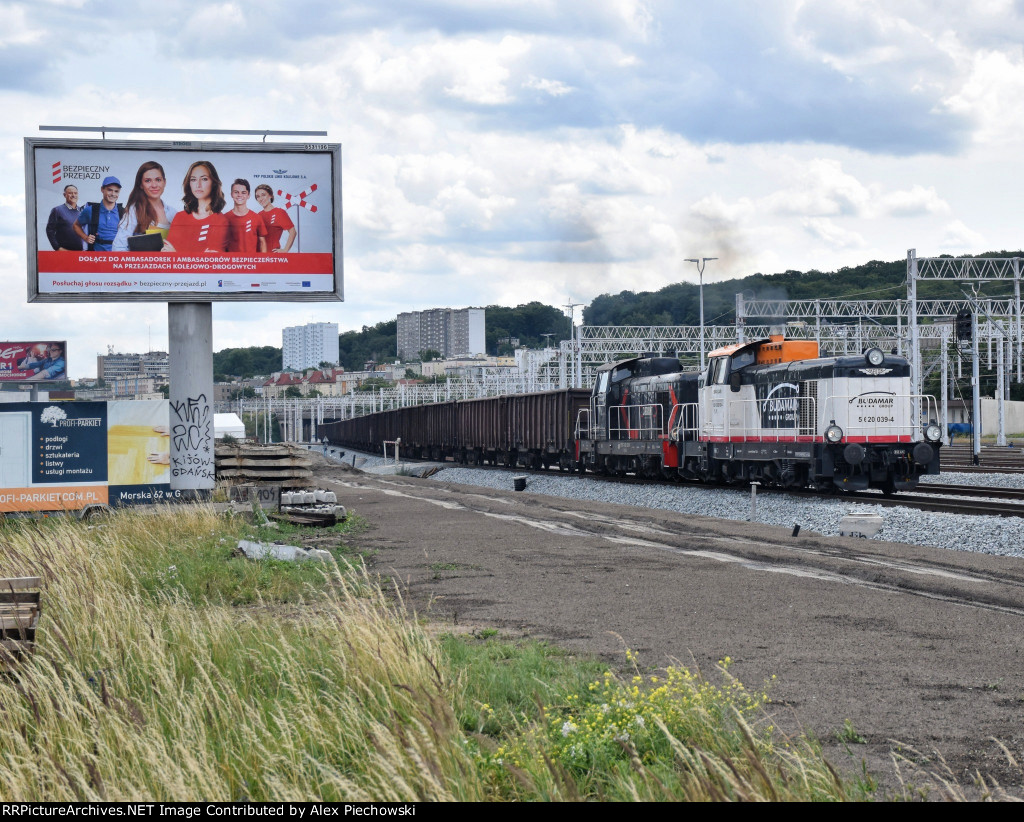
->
xmin=396 ymin=308 xmax=485 ymax=360
xmin=282 ymin=322 xmax=340 ymax=371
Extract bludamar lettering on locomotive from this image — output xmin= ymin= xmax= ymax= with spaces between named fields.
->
xmin=849 ymin=391 xmax=897 ymax=425
xmin=757 ymin=382 xmax=799 ymax=429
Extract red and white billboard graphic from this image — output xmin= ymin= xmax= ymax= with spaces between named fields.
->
xmin=0 ymin=341 xmax=67 ymax=382
xmin=25 ymin=139 xmax=342 ymax=303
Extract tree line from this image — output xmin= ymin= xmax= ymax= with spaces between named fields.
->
xmin=213 ymin=253 xmax=1024 ymax=378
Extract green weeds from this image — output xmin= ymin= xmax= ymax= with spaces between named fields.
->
xmin=837 ymin=718 xmax=867 ymax=745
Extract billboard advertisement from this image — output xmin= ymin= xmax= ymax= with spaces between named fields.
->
xmin=0 ymin=341 xmax=67 ymax=382
xmin=0 ymin=400 xmax=177 ymax=513
xmin=25 ymin=138 xmax=342 ymax=302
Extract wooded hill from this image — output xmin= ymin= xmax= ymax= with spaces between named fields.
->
xmin=214 ymin=253 xmax=1023 ymax=377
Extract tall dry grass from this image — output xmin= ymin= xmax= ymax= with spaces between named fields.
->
xmin=0 ymin=507 xmax=482 ymax=801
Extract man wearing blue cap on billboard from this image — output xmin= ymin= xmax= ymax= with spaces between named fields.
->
xmin=74 ymin=176 xmax=124 ymax=251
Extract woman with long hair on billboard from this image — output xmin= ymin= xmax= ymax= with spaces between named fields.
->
xmin=254 ymin=184 xmax=296 ymax=253
xmin=163 ymin=160 xmax=229 ymax=253
xmin=112 ymin=160 xmax=178 ymax=251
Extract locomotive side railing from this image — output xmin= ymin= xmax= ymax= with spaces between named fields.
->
xmin=668 ymin=403 xmax=700 ymax=440
xmin=720 ymin=397 xmax=819 ymax=441
xmin=819 ymin=394 xmax=939 ymax=440
xmin=575 ymin=408 xmax=591 ymax=440
xmin=608 ymin=404 xmax=664 ymax=440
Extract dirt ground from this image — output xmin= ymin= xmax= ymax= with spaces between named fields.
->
xmin=311 ymin=457 xmax=1024 ymax=797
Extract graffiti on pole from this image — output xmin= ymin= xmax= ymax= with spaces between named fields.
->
xmin=169 ymin=394 xmax=214 ymax=481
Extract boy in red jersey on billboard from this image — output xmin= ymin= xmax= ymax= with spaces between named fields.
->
xmin=224 ymin=178 xmax=267 ymax=254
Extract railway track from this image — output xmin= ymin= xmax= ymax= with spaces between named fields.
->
xmin=839 ymin=488 xmax=1024 ymax=518
xmin=327 ymin=444 xmax=1024 ymax=519
xmin=428 ymin=454 xmax=1024 ymax=519
xmin=943 ymin=444 xmax=1024 ymax=473
xmin=916 ymin=482 xmax=1024 ymax=501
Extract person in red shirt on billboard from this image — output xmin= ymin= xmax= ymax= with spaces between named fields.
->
xmin=224 ymin=179 xmax=267 ymax=254
xmin=163 ymin=160 xmax=229 ymax=253
xmin=254 ymin=184 xmax=296 ymax=253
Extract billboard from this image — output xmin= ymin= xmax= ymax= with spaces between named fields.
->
xmin=0 ymin=341 xmax=67 ymax=382
xmin=0 ymin=400 xmax=177 ymax=513
xmin=25 ymin=138 xmax=342 ymax=302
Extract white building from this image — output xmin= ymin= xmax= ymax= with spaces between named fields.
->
xmin=282 ymin=322 xmax=339 ymax=371
xmin=97 ymin=350 xmax=169 ymax=385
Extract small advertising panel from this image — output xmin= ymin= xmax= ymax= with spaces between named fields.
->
xmin=0 ymin=341 xmax=67 ymax=382
xmin=0 ymin=400 xmax=178 ymax=513
xmin=25 ymin=138 xmax=342 ymax=302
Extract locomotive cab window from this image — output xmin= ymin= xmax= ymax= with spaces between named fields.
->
xmin=731 ymin=350 xmax=756 ymax=371
xmin=712 ymin=357 xmax=731 ymax=385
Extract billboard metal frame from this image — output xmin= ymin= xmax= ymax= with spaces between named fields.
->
xmin=24 ymin=137 xmax=343 ymax=304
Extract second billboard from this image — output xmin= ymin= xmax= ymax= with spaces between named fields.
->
xmin=26 ymin=138 xmax=343 ymax=302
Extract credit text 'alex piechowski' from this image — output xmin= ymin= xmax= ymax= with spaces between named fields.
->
xmin=1 ymin=805 xmax=416 ymax=817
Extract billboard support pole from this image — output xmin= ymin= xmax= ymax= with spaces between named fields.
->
xmin=168 ymin=302 xmax=215 ymax=494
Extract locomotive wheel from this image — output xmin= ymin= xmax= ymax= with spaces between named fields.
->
xmin=880 ymin=478 xmax=898 ymax=496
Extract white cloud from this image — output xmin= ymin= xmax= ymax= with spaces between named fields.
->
xmin=442 ymin=36 xmax=531 ymax=104
xmin=523 ymin=76 xmax=574 ymax=96
xmin=939 ymin=219 xmax=986 ymax=251
xmin=762 ymin=159 xmax=872 ymax=217
xmin=943 ymin=49 xmax=1024 ymax=146
xmin=801 ymin=218 xmax=867 ymax=250
xmin=877 ymin=185 xmax=949 ymax=217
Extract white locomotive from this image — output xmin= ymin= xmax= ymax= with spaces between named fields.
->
xmin=575 ymin=335 xmax=942 ymax=493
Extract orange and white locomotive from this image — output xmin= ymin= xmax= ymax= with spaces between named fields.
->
xmin=575 ymin=335 xmax=942 ymax=493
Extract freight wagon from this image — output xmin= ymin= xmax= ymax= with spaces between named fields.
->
xmin=318 ymin=389 xmax=591 ymax=470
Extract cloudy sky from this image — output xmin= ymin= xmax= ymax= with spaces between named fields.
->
xmin=3 ymin=0 xmax=1023 ymax=378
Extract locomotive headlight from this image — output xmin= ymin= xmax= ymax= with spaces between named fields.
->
xmin=865 ymin=347 xmax=885 ymax=366
xmin=825 ymin=423 xmax=844 ymax=443
xmin=924 ymin=423 xmax=942 ymax=442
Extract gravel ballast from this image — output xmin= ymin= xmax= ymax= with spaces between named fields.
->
xmin=429 ymin=467 xmax=1024 ymax=559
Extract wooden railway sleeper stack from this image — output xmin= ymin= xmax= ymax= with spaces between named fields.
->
xmin=0 ymin=577 xmax=42 ymax=671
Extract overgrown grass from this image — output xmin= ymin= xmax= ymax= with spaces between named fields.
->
xmin=0 ymin=508 xmax=472 ymax=801
xmin=0 ymin=506 xmax=1010 ymax=800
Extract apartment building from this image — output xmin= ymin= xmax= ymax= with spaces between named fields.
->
xmin=396 ymin=308 xmax=485 ymax=360
xmin=282 ymin=322 xmax=340 ymax=371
